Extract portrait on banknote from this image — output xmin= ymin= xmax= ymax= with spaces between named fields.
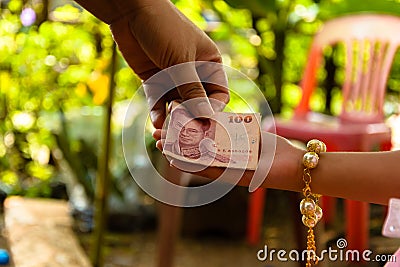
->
xmin=163 ymin=103 xmax=261 ymax=170
xmin=163 ymin=107 xmax=231 ymax=164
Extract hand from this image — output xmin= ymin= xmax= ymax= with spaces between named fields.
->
xmin=75 ymin=0 xmax=229 ymax=129
xmin=109 ymin=0 xmax=229 ymax=129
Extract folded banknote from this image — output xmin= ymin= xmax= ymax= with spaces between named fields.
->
xmin=163 ymin=103 xmax=261 ymax=170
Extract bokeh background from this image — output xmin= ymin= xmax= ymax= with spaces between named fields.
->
xmin=1 ymin=0 xmax=400 ymax=266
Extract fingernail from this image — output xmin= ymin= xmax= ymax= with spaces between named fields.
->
xmin=193 ymin=101 xmax=214 ymax=118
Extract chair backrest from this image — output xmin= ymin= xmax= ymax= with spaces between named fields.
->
xmin=295 ymin=14 xmax=400 ymax=123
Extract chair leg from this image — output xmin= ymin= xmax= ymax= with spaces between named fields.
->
xmin=246 ymin=188 xmax=266 ymax=245
xmin=321 ymin=196 xmax=337 ymax=226
xmin=156 ymin=201 xmax=183 ymax=267
xmin=156 ymin=162 xmax=185 ymax=267
xmin=345 ymin=200 xmax=369 ymax=259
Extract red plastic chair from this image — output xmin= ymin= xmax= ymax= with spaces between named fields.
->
xmin=248 ymin=14 xmax=400 ymax=250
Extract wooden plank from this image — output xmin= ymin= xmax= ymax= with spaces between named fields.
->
xmin=4 ymin=197 xmax=92 ymax=267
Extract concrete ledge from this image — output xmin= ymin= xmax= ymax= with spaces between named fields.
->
xmin=4 ymin=197 xmax=92 ymax=267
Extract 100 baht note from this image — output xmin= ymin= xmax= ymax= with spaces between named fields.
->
xmin=163 ymin=103 xmax=261 ymax=170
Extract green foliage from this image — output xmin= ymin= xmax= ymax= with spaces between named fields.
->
xmin=0 ymin=0 xmax=140 ymax=198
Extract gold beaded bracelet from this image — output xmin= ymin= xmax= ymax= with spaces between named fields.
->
xmin=300 ymin=139 xmax=326 ymax=267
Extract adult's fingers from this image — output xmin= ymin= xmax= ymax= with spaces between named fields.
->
xmin=152 ymin=129 xmax=162 ymax=140
xmin=149 ymin=100 xmax=167 ymax=130
xmin=167 ymin=62 xmax=214 ymax=118
xmin=207 ymin=87 xmax=230 ymax=112
xmin=147 ymin=89 xmax=181 ymax=129
xmin=152 ymin=129 xmax=166 ymax=152
xmin=197 ymin=61 xmax=229 ymax=112
xmin=152 ymin=129 xmax=164 ymax=151
xmin=156 ymin=140 xmax=163 ymax=151
xmin=143 ymin=71 xmax=178 ymax=128
xmin=145 ymin=64 xmax=229 ymax=128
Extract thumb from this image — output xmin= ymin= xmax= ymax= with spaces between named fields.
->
xmin=167 ymin=62 xmax=214 ymax=118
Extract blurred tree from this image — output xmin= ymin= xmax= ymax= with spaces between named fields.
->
xmin=0 ymin=0 xmax=140 ymax=199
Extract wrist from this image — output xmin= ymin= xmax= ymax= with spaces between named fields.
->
xmin=290 ymin=145 xmax=307 ymax=191
xmin=260 ymin=133 xmax=305 ymax=192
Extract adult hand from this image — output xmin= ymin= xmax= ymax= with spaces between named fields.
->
xmin=75 ymin=0 xmax=229 ymax=130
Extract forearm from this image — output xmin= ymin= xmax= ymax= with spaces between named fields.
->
xmin=313 ymin=150 xmax=400 ymax=204
xmin=266 ymin=149 xmax=400 ymax=205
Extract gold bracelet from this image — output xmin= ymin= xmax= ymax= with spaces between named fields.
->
xmin=300 ymin=139 xmax=326 ymax=266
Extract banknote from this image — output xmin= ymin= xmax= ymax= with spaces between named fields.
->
xmin=163 ymin=103 xmax=261 ymax=170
